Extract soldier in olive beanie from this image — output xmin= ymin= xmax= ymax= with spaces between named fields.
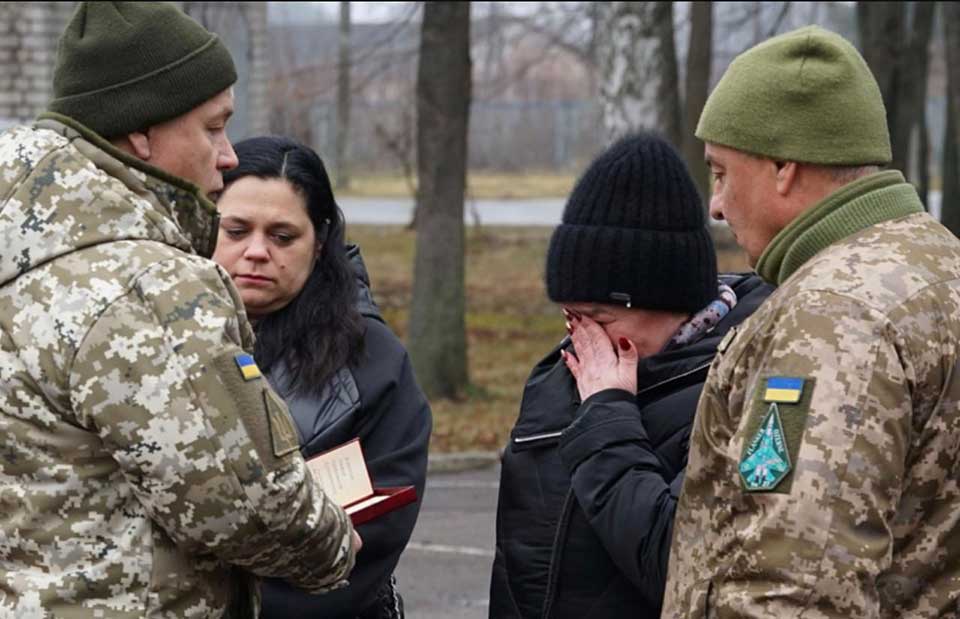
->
xmin=696 ymin=25 xmax=891 ymax=165
xmin=48 ymin=1 xmax=237 ymax=139
xmin=665 ymin=23 xmax=960 ymax=619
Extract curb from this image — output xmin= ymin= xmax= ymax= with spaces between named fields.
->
xmin=428 ymin=450 xmax=501 ymax=474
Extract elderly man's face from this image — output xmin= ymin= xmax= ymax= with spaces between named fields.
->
xmin=705 ymin=143 xmax=783 ymax=266
xmin=141 ymin=88 xmax=239 ymax=199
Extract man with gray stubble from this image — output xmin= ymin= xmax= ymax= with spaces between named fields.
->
xmin=663 ymin=25 xmax=960 ymax=618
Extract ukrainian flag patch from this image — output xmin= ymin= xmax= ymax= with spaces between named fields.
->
xmin=234 ymin=353 xmax=262 ymax=381
xmin=763 ymin=377 xmax=804 ymax=403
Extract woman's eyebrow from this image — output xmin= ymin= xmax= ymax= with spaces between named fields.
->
xmin=267 ymin=221 xmax=304 ymax=231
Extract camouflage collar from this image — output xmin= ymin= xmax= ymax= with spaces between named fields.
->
xmin=33 ymin=112 xmax=220 ymax=258
xmin=756 ymin=170 xmax=923 ymax=285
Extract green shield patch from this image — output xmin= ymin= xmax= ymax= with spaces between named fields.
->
xmin=738 ymin=376 xmax=814 ymax=493
xmin=739 ymin=403 xmax=791 ymax=491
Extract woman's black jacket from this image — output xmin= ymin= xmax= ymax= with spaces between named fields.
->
xmin=489 ymin=273 xmax=772 ymax=619
xmin=260 ymin=246 xmax=432 ymax=619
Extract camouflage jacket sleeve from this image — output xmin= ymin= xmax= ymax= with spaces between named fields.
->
xmin=695 ymin=290 xmax=911 ymax=617
xmin=67 ymin=255 xmax=356 ymax=593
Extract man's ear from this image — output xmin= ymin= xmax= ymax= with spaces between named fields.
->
xmin=775 ymin=161 xmax=799 ymax=196
xmin=126 ymin=131 xmax=152 ymax=161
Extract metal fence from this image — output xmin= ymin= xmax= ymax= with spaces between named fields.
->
xmin=306 ymin=99 xmax=604 ymax=174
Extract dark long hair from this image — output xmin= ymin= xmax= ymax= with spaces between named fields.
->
xmin=222 ymin=136 xmax=364 ymax=397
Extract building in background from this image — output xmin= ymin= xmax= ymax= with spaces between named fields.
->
xmin=0 ymin=1 xmax=268 ymax=141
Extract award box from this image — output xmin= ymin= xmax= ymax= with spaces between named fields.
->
xmin=305 ymin=438 xmax=417 ymax=526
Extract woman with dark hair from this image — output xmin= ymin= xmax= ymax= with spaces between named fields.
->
xmin=213 ymin=136 xmax=431 ymax=619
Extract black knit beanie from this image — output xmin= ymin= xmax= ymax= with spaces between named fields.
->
xmin=48 ymin=2 xmax=237 ymax=139
xmin=546 ymin=133 xmax=717 ymax=313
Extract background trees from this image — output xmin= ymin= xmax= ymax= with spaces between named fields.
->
xmin=858 ymin=2 xmax=935 ymax=205
xmin=942 ymin=2 xmax=960 ymax=236
xmin=596 ymin=2 xmax=680 ymax=146
xmin=254 ymin=1 xmax=960 ymax=401
xmin=407 ymin=2 xmax=472 ymax=398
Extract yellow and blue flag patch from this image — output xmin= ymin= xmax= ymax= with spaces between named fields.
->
xmin=763 ymin=377 xmax=804 ymax=403
xmin=234 ymin=353 xmax=262 ymax=381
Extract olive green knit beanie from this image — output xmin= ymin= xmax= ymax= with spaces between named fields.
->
xmin=696 ymin=25 xmax=891 ymax=165
xmin=48 ymin=2 xmax=237 ymax=139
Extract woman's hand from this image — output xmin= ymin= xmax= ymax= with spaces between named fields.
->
xmin=562 ymin=310 xmax=639 ymax=402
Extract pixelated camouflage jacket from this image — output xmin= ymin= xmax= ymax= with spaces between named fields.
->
xmin=0 ymin=114 xmax=355 ymax=619
xmin=663 ymin=171 xmax=960 ymax=618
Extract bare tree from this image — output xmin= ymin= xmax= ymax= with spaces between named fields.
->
xmin=942 ymin=2 xmax=960 ymax=237
xmin=682 ymin=1 xmax=713 ymax=202
xmin=858 ymin=1 xmax=935 ymax=203
xmin=597 ymin=1 xmax=681 ymax=147
xmin=474 ymin=3 xmax=597 ymax=101
xmin=335 ymin=1 xmax=351 ymax=189
xmin=371 ymin=109 xmax=419 ymax=227
xmin=895 ymin=2 xmax=934 ymax=205
xmin=407 ymin=1 xmax=471 ymax=399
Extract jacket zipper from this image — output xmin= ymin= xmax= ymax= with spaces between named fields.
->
xmin=513 ymin=430 xmax=564 ymax=445
xmin=540 ymin=488 xmax=575 ymax=619
xmin=527 ymin=360 xmax=713 ymax=618
xmin=634 ymin=361 xmax=712 ymax=398
xmin=514 ymin=362 xmax=712 ymax=444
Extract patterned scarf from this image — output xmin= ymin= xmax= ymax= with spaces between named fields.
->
xmin=667 ymin=282 xmax=738 ymax=349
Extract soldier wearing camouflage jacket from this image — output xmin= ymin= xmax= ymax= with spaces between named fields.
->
xmin=663 ymin=27 xmax=960 ymax=617
xmin=0 ymin=3 xmax=355 ymax=617
xmin=0 ymin=113 xmax=355 ymax=619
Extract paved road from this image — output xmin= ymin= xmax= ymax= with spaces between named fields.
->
xmin=340 ymin=191 xmax=943 ymax=227
xmin=340 ymin=196 xmax=564 ymax=227
xmin=394 ymin=465 xmax=501 ymax=619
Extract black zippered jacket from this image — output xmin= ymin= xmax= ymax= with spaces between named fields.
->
xmin=488 ymin=273 xmax=772 ymax=619
xmin=260 ymin=246 xmax=432 ymax=619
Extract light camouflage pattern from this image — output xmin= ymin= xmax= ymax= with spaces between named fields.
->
xmin=0 ymin=118 xmax=355 ymax=618
xmin=664 ymin=209 xmax=960 ymax=617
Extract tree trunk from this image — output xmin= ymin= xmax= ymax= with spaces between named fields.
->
xmin=682 ymin=1 xmax=713 ymax=203
xmin=597 ymin=1 xmax=681 ymax=147
xmin=942 ymin=82 xmax=960 ymax=235
xmin=942 ymin=2 xmax=960 ymax=237
xmin=896 ymin=2 xmax=933 ymax=195
xmin=408 ymin=1 xmax=471 ymax=399
xmin=947 ymin=2 xmax=960 ymax=149
xmin=917 ymin=106 xmax=929 ymax=209
xmin=858 ymin=2 xmax=933 ymax=182
xmin=586 ymin=1 xmax=601 ymax=95
xmin=335 ymin=1 xmax=351 ymax=189
xmin=857 ymin=2 xmax=902 ymax=144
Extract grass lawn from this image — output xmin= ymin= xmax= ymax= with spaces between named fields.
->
xmin=346 ymin=223 xmax=751 ymax=454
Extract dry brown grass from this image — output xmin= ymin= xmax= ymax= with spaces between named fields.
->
xmin=347 ymin=223 xmax=750 ymax=453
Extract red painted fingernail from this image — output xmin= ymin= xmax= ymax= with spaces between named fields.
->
xmin=618 ymin=337 xmax=631 ymax=351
